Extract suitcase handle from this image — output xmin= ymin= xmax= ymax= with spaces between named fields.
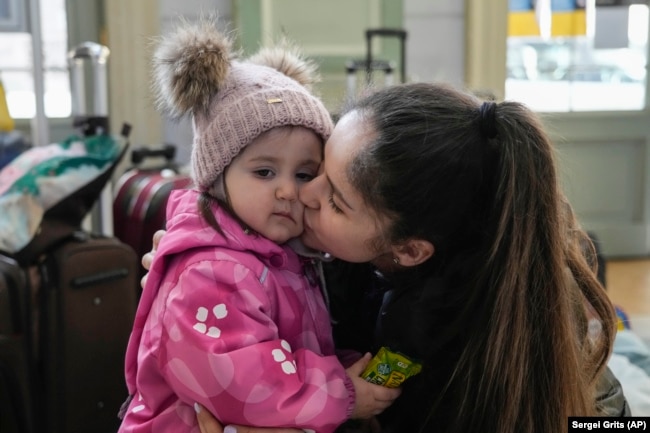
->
xmin=345 ymin=59 xmax=394 ymax=74
xmin=131 ymin=144 xmax=177 ymax=165
xmin=71 ymin=268 xmax=130 ymax=289
xmin=366 ymin=29 xmax=408 ymax=39
xmin=365 ymin=28 xmax=408 ymax=84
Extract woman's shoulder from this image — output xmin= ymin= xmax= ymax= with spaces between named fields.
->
xmin=597 ymin=365 xmax=632 ymax=416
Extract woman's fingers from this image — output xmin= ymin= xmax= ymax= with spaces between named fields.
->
xmin=224 ymin=427 xmax=304 ymax=433
xmin=195 ymin=403 xmax=224 ymax=433
xmin=152 ymin=229 xmax=166 ymax=250
xmin=140 ymin=229 xmax=167 ymax=288
xmin=194 ymin=403 xmax=302 ymax=433
xmin=142 ymin=229 xmax=166 ymax=271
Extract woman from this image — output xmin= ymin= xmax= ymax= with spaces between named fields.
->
xmin=144 ymin=82 xmax=627 ymax=433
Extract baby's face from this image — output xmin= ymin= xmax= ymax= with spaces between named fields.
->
xmin=225 ymin=126 xmax=322 ymax=243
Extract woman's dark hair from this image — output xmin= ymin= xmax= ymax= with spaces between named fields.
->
xmin=347 ymin=83 xmax=499 ymax=258
xmin=343 ymin=82 xmax=616 ymax=432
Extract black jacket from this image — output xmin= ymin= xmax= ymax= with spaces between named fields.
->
xmin=323 ymin=260 xmax=630 ymax=432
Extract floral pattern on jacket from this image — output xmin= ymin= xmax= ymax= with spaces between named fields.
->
xmin=119 ymin=189 xmax=354 ymax=433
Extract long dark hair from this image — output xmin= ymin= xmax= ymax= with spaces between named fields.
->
xmin=345 ymin=82 xmax=616 ymax=432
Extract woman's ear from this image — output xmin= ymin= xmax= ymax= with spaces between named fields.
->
xmin=392 ymin=239 xmax=434 ymax=267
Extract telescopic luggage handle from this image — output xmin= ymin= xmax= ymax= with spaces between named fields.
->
xmin=67 ymin=42 xmax=111 ymax=136
xmin=130 ymin=144 xmax=177 ymax=166
xmin=365 ymin=28 xmax=407 ymax=84
xmin=345 ymin=59 xmax=395 ymax=97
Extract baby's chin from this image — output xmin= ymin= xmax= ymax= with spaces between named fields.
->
xmin=267 ymin=230 xmax=304 ymax=245
xmin=269 ymin=235 xmax=297 ymax=245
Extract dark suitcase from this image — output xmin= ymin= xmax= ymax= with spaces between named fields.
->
xmin=345 ymin=28 xmax=408 ymax=100
xmin=0 ymin=232 xmax=139 ymax=433
xmin=113 ymin=145 xmax=192 ymax=284
xmin=38 ymin=231 xmax=138 ymax=433
xmin=0 ymin=335 xmax=34 ymax=433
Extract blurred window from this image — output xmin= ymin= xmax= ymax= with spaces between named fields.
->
xmin=0 ymin=0 xmax=69 ymax=118
xmin=506 ymin=0 xmax=648 ymax=111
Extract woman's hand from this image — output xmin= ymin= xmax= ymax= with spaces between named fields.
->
xmin=195 ymin=403 xmax=303 ymax=433
xmin=140 ymin=229 xmax=166 ymax=288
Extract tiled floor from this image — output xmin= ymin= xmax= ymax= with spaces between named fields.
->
xmin=606 ymin=258 xmax=650 ymax=344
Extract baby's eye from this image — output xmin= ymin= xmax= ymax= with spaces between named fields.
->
xmin=254 ymin=169 xmax=274 ymax=178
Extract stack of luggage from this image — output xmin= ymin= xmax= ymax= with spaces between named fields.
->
xmin=0 ymin=41 xmax=139 ymax=433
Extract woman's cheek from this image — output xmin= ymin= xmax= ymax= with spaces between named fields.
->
xmin=316 ymin=216 xmax=335 ymax=241
xmin=321 ymin=219 xmax=346 ymax=250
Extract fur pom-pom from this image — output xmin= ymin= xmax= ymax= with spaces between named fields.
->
xmin=152 ymin=18 xmax=232 ymax=118
xmin=248 ymin=39 xmax=321 ymax=89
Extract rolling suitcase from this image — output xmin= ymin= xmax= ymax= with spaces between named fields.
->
xmin=113 ymin=144 xmax=192 ymax=285
xmin=1 ymin=232 xmax=139 ymax=433
xmin=345 ymin=28 xmax=408 ymax=100
xmin=38 ymin=231 xmax=138 ymax=433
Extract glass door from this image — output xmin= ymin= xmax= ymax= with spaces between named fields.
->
xmin=506 ymin=0 xmax=648 ymax=111
xmin=503 ymin=0 xmax=650 ymax=257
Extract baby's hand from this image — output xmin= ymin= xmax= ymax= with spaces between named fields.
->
xmin=346 ymin=353 xmax=402 ymax=419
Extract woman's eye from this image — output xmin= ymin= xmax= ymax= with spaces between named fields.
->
xmin=254 ymin=169 xmax=274 ymax=178
xmin=328 ymin=192 xmax=343 ymax=214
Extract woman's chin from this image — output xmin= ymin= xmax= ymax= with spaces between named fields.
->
xmin=300 ymin=231 xmax=324 ymax=252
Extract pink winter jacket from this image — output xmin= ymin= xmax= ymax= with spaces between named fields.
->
xmin=119 ymin=189 xmax=355 ymax=433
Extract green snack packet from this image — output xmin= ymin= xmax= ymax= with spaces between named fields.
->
xmin=360 ymin=346 xmax=422 ymax=388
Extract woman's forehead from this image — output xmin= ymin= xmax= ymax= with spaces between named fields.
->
xmin=325 ymin=111 xmax=373 ymax=157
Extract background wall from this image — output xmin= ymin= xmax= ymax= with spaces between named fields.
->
xmin=149 ymin=0 xmax=466 ymax=162
xmin=404 ymin=0 xmax=465 ymax=85
xmin=96 ymin=0 xmax=650 ymax=258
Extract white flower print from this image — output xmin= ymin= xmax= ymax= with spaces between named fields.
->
xmin=271 ymin=340 xmax=297 ymax=374
xmin=193 ymin=304 xmax=228 ymax=338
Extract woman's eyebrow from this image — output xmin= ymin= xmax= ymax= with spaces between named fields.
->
xmin=326 ymin=175 xmax=354 ymax=210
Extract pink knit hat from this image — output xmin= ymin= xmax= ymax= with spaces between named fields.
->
xmin=152 ymin=20 xmax=333 ymax=191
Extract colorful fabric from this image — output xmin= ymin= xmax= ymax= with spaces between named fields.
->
xmin=616 ymin=305 xmax=631 ymax=331
xmin=0 ymin=134 xmax=124 ymax=253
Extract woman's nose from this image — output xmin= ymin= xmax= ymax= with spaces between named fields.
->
xmin=299 ymin=174 xmax=323 ymax=209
